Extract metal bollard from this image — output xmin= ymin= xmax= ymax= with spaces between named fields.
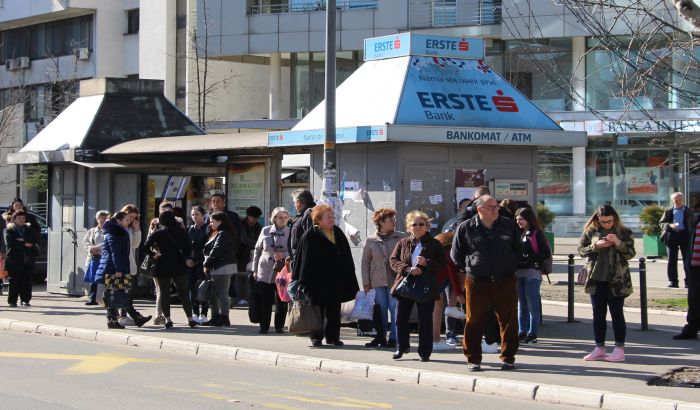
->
xmin=568 ymin=253 xmax=575 ymax=323
xmin=639 ymin=257 xmax=648 ymax=331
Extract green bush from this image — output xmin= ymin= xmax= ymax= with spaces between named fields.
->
xmin=639 ymin=204 xmax=664 ymax=236
xmin=537 ymin=203 xmax=556 ymax=230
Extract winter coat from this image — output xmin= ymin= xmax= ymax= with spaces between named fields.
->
xmin=516 ymin=228 xmax=551 ymax=270
xmin=389 ymin=233 xmax=446 ymax=280
xmin=292 ymin=225 xmax=359 ymax=305
xmin=253 ymin=224 xmax=290 ymax=284
xmin=144 ymin=227 xmax=191 ymax=278
xmin=660 ymin=206 xmax=695 ymax=244
xmin=95 ymin=220 xmax=130 ymax=283
xmin=126 ymin=227 xmax=141 ymax=279
xmin=238 ymin=220 xmax=262 ymax=271
xmin=288 ymin=202 xmax=316 ymax=263
xmin=203 ymin=230 xmax=237 ymax=271
xmin=361 ymin=230 xmax=408 ymax=288
xmin=83 ymin=226 xmax=105 ymax=266
xmin=451 ymin=215 xmax=521 ymax=280
xmin=3 ymin=222 xmax=39 ymax=271
xmin=578 ymin=226 xmax=636 ymax=298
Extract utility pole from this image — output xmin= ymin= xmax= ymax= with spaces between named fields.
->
xmin=320 ymin=0 xmax=342 ymax=224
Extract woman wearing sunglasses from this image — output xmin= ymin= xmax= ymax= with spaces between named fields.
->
xmin=578 ymin=204 xmax=635 ymax=362
xmin=389 ymin=210 xmax=445 ymax=362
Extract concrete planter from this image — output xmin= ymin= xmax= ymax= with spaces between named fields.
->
xmin=544 ymin=231 xmax=555 ymax=253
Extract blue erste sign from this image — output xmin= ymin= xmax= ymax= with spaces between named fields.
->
xmin=395 ymin=56 xmax=560 ymax=130
xmin=268 ymin=126 xmax=388 ymax=147
xmin=364 ymin=33 xmax=484 ymax=61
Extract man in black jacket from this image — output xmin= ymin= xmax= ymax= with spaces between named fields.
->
xmin=673 ymin=213 xmax=700 ymax=340
xmin=660 ymin=192 xmax=695 ymax=288
xmin=288 ymin=189 xmax=315 ymax=270
xmin=451 ymin=195 xmax=521 ymax=371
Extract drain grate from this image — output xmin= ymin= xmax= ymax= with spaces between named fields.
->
xmin=648 ymin=367 xmax=700 ymax=388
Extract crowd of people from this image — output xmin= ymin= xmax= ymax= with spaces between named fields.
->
xmin=1 ymin=187 xmax=698 ymax=370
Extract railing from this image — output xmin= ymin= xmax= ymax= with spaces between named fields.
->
xmin=248 ymin=0 xmax=378 ymax=15
xmin=27 ymin=202 xmax=47 ymax=220
xmin=409 ymin=0 xmax=502 ymax=29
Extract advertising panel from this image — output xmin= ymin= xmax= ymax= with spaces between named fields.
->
xmin=227 ymin=163 xmax=266 ymax=220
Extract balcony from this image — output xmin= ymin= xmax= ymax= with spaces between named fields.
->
xmin=247 ymin=0 xmax=378 ymax=15
xmin=409 ymin=0 xmax=502 ymax=29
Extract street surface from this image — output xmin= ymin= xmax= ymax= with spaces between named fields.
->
xmin=0 ymin=332 xmax=582 ymax=410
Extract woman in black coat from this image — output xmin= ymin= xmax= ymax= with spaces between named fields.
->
xmin=202 ymin=211 xmax=238 ymax=327
xmin=144 ymin=210 xmax=196 ymax=329
xmin=4 ymin=210 xmax=39 ymax=307
xmin=292 ymin=204 xmax=359 ymax=347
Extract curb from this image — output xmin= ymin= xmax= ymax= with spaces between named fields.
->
xmin=1 ymin=317 xmax=697 ymax=409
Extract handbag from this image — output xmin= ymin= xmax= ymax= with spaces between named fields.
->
xmin=576 ymin=266 xmax=589 ymax=285
xmin=104 ymin=288 xmax=129 ymax=309
xmin=286 ymin=299 xmax=323 ymax=336
xmin=274 ymin=263 xmax=292 ymax=303
xmin=195 ymin=279 xmax=214 ymax=302
xmin=139 ymin=254 xmax=156 ymax=278
xmin=392 ymin=273 xmax=436 ymax=304
xmin=248 ymin=272 xmax=260 ymax=323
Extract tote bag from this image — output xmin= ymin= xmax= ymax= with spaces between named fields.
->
xmin=285 ymin=299 xmax=322 ymax=336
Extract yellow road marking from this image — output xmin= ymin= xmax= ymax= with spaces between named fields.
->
xmin=300 ymin=381 xmax=328 ymax=388
xmin=264 ymin=403 xmax=304 ymax=410
xmin=269 ymin=394 xmax=375 ymax=408
xmin=338 ymin=397 xmax=393 ymax=409
xmin=0 ymin=352 xmax=163 ymax=374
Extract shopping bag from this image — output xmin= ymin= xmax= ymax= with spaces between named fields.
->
xmin=83 ymin=258 xmax=98 ymax=283
xmin=104 ymin=288 xmax=129 ymax=309
xmin=195 ymin=279 xmax=214 ymax=302
xmin=274 ymin=264 xmax=292 ymax=303
xmin=248 ymin=273 xmax=260 ymax=323
xmin=349 ymin=289 xmax=376 ymax=321
xmin=286 ymin=299 xmax=322 ymax=336
xmin=0 ymin=257 xmax=7 ymax=279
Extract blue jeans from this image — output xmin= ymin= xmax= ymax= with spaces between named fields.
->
xmin=374 ymin=286 xmax=397 ymax=342
xmin=517 ymin=276 xmax=541 ymax=336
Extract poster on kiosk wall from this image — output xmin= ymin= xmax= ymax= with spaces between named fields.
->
xmin=227 ymin=163 xmax=266 ymax=223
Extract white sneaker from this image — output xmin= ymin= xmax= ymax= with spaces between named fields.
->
xmin=197 ymin=314 xmax=207 ymax=324
xmin=237 ymin=299 xmax=248 ymax=306
xmin=191 ymin=314 xmax=199 ymax=323
xmin=444 ymin=306 xmax=466 ymax=320
xmin=481 ymin=340 xmax=500 ymax=353
xmin=432 ymin=340 xmax=452 ymax=351
xmin=118 ymin=317 xmax=134 ymax=327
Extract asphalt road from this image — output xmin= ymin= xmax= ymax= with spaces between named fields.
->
xmin=0 ymin=331 xmax=585 ymax=410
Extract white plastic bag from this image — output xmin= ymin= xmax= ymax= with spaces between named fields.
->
xmin=349 ymin=289 xmax=376 ymax=321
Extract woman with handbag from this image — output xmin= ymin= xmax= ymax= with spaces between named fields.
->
xmin=188 ymin=205 xmax=209 ymax=324
xmin=95 ymin=211 xmax=132 ymax=328
xmin=514 ymin=207 xmax=551 ymax=345
xmin=4 ymin=210 xmax=39 ymax=307
xmin=83 ymin=210 xmax=110 ymax=306
xmin=202 ymin=211 xmax=238 ymax=327
xmin=389 ymin=210 xmax=446 ymax=362
xmin=144 ymin=210 xmax=197 ymax=329
xmin=578 ymin=204 xmax=636 ymax=362
xmin=293 ymin=204 xmax=359 ymax=347
xmin=361 ymin=208 xmax=407 ymax=348
xmin=252 ymin=207 xmax=291 ymax=334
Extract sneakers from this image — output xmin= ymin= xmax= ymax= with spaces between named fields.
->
xmin=445 ymin=332 xmax=459 ymax=346
xmin=481 ymin=340 xmax=500 ymax=353
xmin=107 ymin=320 xmax=125 ymax=329
xmin=153 ymin=316 xmax=166 ymax=326
xmin=583 ymin=346 xmax=607 ymax=361
xmin=197 ymin=314 xmax=208 ymax=324
xmin=518 ymin=333 xmax=527 ymax=343
xmin=118 ymin=316 xmax=134 ymax=327
xmin=237 ymin=299 xmax=248 ymax=306
xmin=604 ymin=347 xmax=625 ymax=362
xmin=673 ymin=332 xmax=698 ymax=340
xmin=20 ymin=302 xmax=30 ymax=307
xmin=432 ymin=340 xmax=453 ymax=351
xmin=523 ymin=334 xmax=538 ymax=344
xmin=468 ymin=363 xmax=482 ymax=372
xmin=500 ymin=361 xmax=515 ymax=371
xmin=444 ymin=306 xmax=466 ymax=320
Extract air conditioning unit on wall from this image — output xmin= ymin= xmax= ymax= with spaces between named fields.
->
xmin=16 ymin=56 xmax=30 ymax=69
xmin=75 ymin=47 xmax=90 ymax=60
xmin=5 ymin=59 xmax=16 ymax=70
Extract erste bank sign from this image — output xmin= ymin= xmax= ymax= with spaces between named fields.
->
xmin=364 ymin=33 xmax=484 ymax=61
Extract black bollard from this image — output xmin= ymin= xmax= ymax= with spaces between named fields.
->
xmin=639 ymin=257 xmax=648 ymax=331
xmin=568 ymin=253 xmax=575 ymax=323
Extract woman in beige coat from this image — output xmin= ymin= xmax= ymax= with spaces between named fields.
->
xmin=361 ymin=208 xmax=407 ymax=348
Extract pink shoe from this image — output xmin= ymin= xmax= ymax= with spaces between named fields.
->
xmin=604 ymin=347 xmax=625 ymax=362
xmin=583 ymin=346 xmax=607 ymax=361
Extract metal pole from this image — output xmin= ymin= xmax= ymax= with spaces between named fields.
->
xmin=568 ymin=254 xmax=575 ymax=322
xmin=321 ymin=0 xmax=342 ymax=223
xmin=639 ymin=257 xmax=648 ymax=331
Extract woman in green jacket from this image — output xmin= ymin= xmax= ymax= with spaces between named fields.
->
xmin=578 ymin=205 xmax=635 ymax=362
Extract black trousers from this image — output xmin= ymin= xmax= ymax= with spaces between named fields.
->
xmin=683 ymin=267 xmax=700 ymax=334
xmin=311 ymin=300 xmax=342 ymax=343
xmin=255 ymin=281 xmax=288 ymax=331
xmin=154 ymin=275 xmax=193 ymax=319
xmin=7 ymin=268 xmax=32 ymax=304
xmin=396 ymin=296 xmax=435 ymax=358
xmin=667 ymin=230 xmax=690 ymax=285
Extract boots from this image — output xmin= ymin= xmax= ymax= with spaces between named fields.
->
xmin=133 ymin=314 xmax=152 ymax=328
xmin=220 ymin=315 xmax=231 ymax=327
xmin=604 ymin=347 xmax=625 ymax=362
xmin=583 ymin=346 xmax=606 ymax=361
xmin=202 ymin=313 xmax=222 ymax=326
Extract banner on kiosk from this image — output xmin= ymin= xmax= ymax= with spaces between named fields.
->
xmin=364 ymin=33 xmax=484 ymax=61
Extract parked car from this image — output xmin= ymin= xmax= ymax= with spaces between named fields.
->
xmin=1 ymin=207 xmax=48 ymax=283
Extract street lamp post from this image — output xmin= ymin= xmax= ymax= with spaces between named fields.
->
xmin=320 ymin=0 xmax=342 ymax=224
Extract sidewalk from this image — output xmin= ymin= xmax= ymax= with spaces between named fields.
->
xmin=0 ymin=289 xmax=698 ymax=407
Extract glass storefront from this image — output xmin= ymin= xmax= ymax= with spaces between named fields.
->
xmin=537 ymin=150 xmax=573 ymax=214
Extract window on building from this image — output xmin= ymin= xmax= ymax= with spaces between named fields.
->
xmin=537 ymin=150 xmax=573 ymax=215
xmin=2 ymin=15 xmax=92 ymax=61
xmin=127 ymin=9 xmax=139 ymax=34
xmin=505 ymin=38 xmax=572 ymax=112
xmin=432 ymin=0 xmax=456 ymax=26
